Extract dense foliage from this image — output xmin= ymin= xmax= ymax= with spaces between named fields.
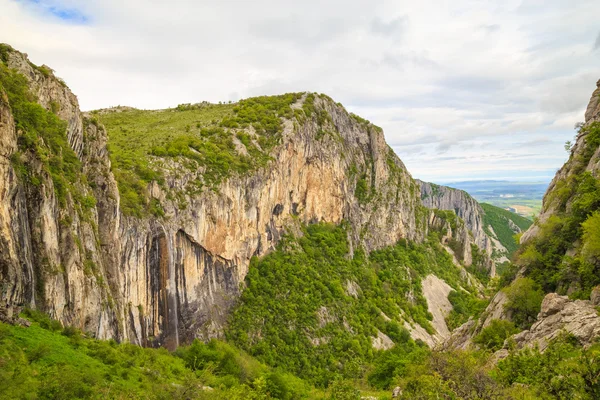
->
xmin=481 ymin=202 xmax=532 ymax=257
xmin=0 ymin=61 xmax=93 ymax=210
xmin=445 ymin=290 xmax=489 ymax=331
xmin=502 ymin=277 xmax=544 ymax=329
xmin=4 ymin=310 xmax=598 ymax=399
xmin=473 ymin=319 xmax=520 ymax=351
xmin=494 ymin=334 xmax=600 ymax=399
xmin=98 ymin=93 xmax=302 ymax=216
xmin=517 ymin=122 xmax=600 ymax=298
xmin=226 ymin=223 xmax=483 ymax=387
xmin=0 ymin=310 xmax=319 ymax=400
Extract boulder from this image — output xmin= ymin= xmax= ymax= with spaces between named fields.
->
xmin=512 ymin=293 xmax=600 ymax=351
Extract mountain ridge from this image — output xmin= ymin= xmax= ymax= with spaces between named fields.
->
xmin=1 ymin=44 xmax=485 ymax=351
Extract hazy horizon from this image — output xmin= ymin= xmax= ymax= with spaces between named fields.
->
xmin=1 ymin=0 xmax=598 ymax=182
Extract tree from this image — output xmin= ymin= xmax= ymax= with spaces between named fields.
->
xmin=503 ymin=277 xmax=544 ymax=329
xmin=582 ymin=211 xmax=600 ymax=261
xmin=474 ymin=320 xmax=519 ymax=351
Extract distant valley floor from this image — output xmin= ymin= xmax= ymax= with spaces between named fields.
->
xmin=441 ymin=180 xmax=549 ymax=218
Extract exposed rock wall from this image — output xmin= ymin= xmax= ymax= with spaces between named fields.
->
xmin=512 ymin=293 xmax=600 ymax=351
xmin=0 ymin=47 xmax=428 ymax=348
xmin=418 ymin=180 xmax=493 ymax=269
xmin=522 ymin=79 xmax=600 ymax=243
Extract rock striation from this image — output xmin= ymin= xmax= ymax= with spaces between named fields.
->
xmin=418 ymin=180 xmax=498 ymax=273
xmin=1 ymin=46 xmax=445 ymax=348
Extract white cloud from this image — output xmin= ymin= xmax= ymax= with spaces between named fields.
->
xmin=1 ymin=0 xmax=599 ymax=183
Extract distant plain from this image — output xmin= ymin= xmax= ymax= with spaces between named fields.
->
xmin=442 ymin=180 xmax=550 ymax=219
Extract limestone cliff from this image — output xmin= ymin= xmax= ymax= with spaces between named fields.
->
xmin=0 ymin=45 xmax=432 ymax=349
xmin=511 ymin=292 xmax=600 ymax=351
xmin=418 ymin=180 xmax=496 ymax=270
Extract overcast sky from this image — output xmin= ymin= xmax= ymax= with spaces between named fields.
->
xmin=1 ymin=0 xmax=599 ymax=183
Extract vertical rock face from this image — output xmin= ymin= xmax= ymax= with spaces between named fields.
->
xmin=418 ymin=180 xmax=493 ymax=268
xmin=522 ymin=79 xmax=600 ymax=243
xmin=0 ymin=46 xmax=429 ymax=347
xmin=0 ymin=83 xmax=36 ymax=310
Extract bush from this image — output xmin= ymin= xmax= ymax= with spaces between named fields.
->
xmin=328 ymin=376 xmax=360 ymax=400
xmin=503 ymin=277 xmax=544 ymax=329
xmin=446 ymin=289 xmax=489 ymax=331
xmin=582 ymin=211 xmax=600 ymax=261
xmin=473 ymin=320 xmax=520 ymax=351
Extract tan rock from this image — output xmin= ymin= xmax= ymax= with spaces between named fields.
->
xmin=512 ymin=293 xmax=600 ymax=351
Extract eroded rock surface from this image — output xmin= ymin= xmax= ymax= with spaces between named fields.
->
xmin=0 ymin=47 xmax=432 ymax=348
xmin=512 ymin=293 xmax=600 ymax=351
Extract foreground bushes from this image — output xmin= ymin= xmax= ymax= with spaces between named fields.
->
xmin=0 ymin=316 xmax=312 ymax=399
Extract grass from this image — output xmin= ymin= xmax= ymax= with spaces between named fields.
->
xmin=0 ymin=310 xmax=318 ymax=399
xmin=97 ymin=93 xmax=303 ymax=217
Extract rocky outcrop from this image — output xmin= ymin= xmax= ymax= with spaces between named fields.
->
xmin=522 ymin=79 xmax=600 ymax=243
xmin=512 ymin=293 xmax=600 ymax=351
xmin=444 ymin=290 xmax=510 ymax=350
xmin=402 ymin=274 xmax=455 ymax=347
xmin=418 ymin=181 xmax=497 ymax=275
xmin=0 ymin=46 xmax=428 ymax=348
xmin=372 ymin=329 xmax=395 ymax=350
xmin=591 ymin=286 xmax=600 ymax=306
xmin=422 ymin=275 xmax=453 ymax=340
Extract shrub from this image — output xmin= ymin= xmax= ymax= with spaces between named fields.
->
xmin=581 ymin=211 xmax=600 ymax=261
xmin=503 ymin=277 xmax=544 ymax=329
xmin=328 ymin=376 xmax=360 ymax=400
xmin=474 ymin=320 xmax=520 ymax=351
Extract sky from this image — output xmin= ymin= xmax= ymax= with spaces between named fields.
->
xmin=1 ymin=0 xmax=599 ymax=184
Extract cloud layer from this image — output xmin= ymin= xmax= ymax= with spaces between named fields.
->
xmin=2 ymin=0 xmax=599 ymax=182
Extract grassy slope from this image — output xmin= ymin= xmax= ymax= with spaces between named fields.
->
xmin=0 ymin=310 xmax=321 ymax=400
xmin=2 ymin=311 xmax=598 ymax=399
xmin=96 ymin=94 xmax=302 ymax=216
xmin=481 ymin=202 xmax=532 ymax=256
xmin=226 ymin=223 xmax=485 ymax=388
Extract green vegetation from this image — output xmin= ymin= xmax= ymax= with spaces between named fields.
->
xmin=446 ymin=290 xmax=489 ymax=331
xmin=581 ymin=210 xmax=600 ymax=261
xmin=98 ymin=93 xmax=302 ymax=217
xmin=0 ymin=43 xmax=13 ymax=63
xmin=473 ymin=319 xmax=520 ymax=351
xmin=517 ymin=122 xmax=600 ymax=298
xmin=0 ymin=59 xmax=93 ymax=210
xmin=4 ymin=309 xmax=599 ymax=399
xmin=226 ymin=223 xmax=483 ymax=387
xmin=395 ymin=336 xmax=600 ymax=399
xmin=0 ymin=309 xmax=318 ymax=399
xmin=481 ymin=202 xmax=533 ymax=257
xmin=502 ymin=277 xmax=544 ymax=329
xmin=494 ymin=334 xmax=600 ymax=399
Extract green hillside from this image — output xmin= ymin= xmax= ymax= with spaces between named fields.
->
xmin=226 ymin=223 xmax=486 ymax=388
xmin=96 ymin=93 xmax=303 ymax=216
xmin=481 ymin=202 xmax=532 ymax=257
xmin=0 ymin=309 xmax=317 ymax=399
xmin=3 ymin=294 xmax=599 ymax=399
